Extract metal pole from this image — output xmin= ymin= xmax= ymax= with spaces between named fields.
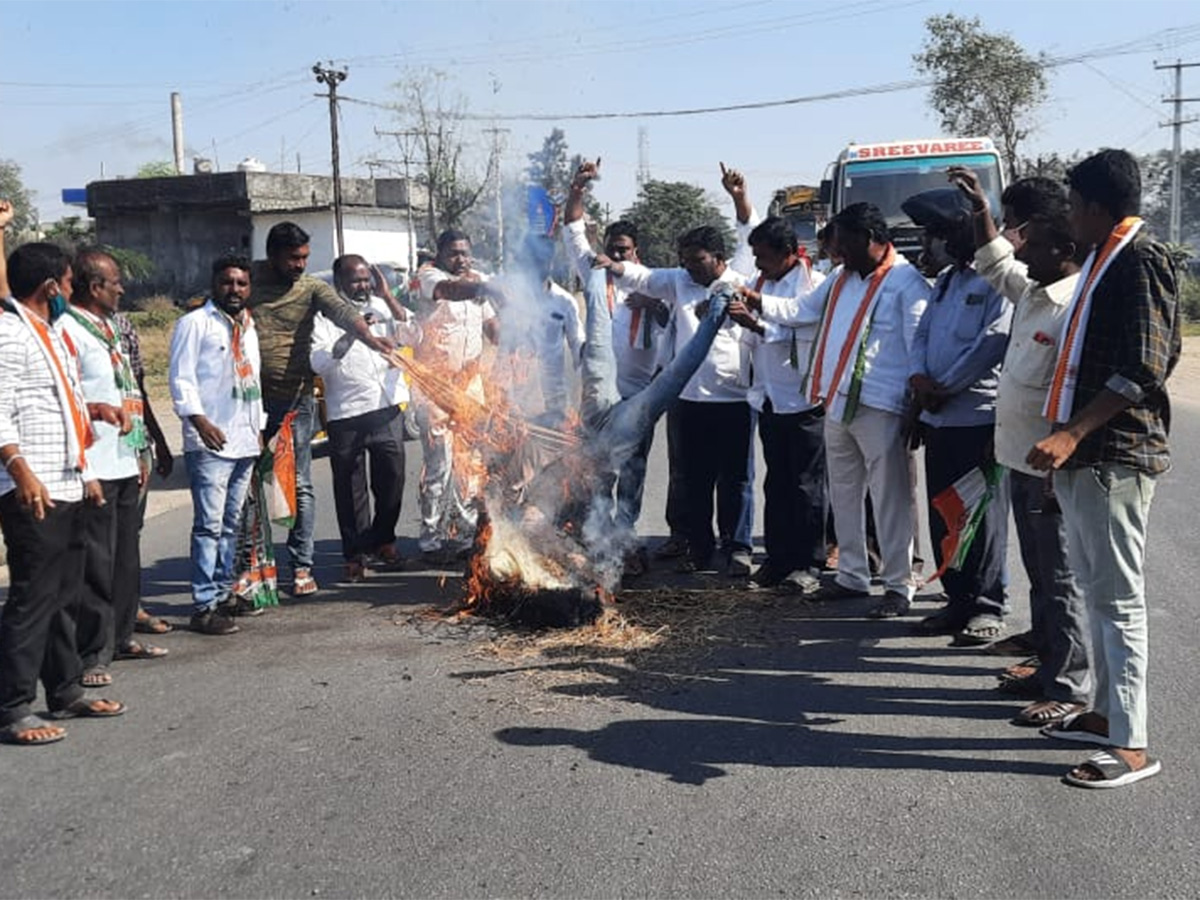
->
xmin=1156 ymin=59 xmax=1200 ymax=245
xmin=314 ymin=63 xmax=348 ymax=257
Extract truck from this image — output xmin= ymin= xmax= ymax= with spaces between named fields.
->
xmin=766 ymin=183 xmax=827 ymax=258
xmin=818 ymin=137 xmax=1007 ymax=262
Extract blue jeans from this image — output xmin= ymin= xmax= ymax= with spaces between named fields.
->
xmin=186 ymin=451 xmax=256 ymax=614
xmin=265 ymin=392 xmax=316 ymax=572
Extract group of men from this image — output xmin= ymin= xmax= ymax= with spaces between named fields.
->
xmin=557 ymin=147 xmax=1177 ymax=791
xmin=0 ymin=146 xmax=1181 ymax=791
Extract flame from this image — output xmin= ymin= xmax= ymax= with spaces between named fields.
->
xmin=387 ymin=347 xmax=614 ymax=619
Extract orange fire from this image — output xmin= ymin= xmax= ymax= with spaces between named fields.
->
xmin=390 ymin=350 xmax=611 ymax=619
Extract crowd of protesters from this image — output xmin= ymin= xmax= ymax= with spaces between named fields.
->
xmin=0 ymin=147 xmax=1181 ymax=791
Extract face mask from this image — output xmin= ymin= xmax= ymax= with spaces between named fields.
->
xmin=926 ymin=238 xmax=953 ymax=271
xmin=49 ymin=293 xmax=68 ymax=322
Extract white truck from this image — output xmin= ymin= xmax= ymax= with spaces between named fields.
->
xmin=819 ymin=137 xmax=1006 ymax=262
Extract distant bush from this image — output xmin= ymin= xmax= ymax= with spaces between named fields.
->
xmin=127 ymin=296 xmax=181 ymax=330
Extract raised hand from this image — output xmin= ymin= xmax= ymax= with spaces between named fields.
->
xmin=947 ymin=165 xmax=988 ymax=214
xmin=571 ymin=157 xmax=601 ymax=191
xmin=719 ymin=162 xmax=746 ymax=200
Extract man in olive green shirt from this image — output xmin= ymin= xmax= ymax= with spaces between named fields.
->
xmin=247 ymin=222 xmax=393 ymax=597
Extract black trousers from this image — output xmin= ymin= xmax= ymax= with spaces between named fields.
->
xmin=327 ymin=407 xmax=406 ymax=561
xmin=77 ymin=476 xmax=141 ymax=668
xmin=759 ymin=401 xmax=827 ymax=573
xmin=0 ymin=492 xmax=86 ymax=725
xmin=924 ymin=424 xmax=1009 ymax=616
xmin=676 ymin=399 xmax=756 ymax=564
xmin=664 ymin=400 xmax=688 ymax=538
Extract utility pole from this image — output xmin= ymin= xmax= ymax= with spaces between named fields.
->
xmin=314 ymin=62 xmax=348 ymax=257
xmin=375 ymin=128 xmax=423 ymax=274
xmin=482 ymin=126 xmax=509 ymax=269
xmin=1155 ymin=59 xmax=1200 ymax=245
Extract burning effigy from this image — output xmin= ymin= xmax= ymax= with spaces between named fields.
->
xmin=394 ymin=264 xmax=734 ymax=627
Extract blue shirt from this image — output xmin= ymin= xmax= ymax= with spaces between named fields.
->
xmin=910 ymin=265 xmax=1012 ymax=428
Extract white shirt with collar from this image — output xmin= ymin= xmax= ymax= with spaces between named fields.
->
xmin=975 ymin=236 xmax=1080 ymax=476
xmin=311 ymin=294 xmax=420 ymax=423
xmin=800 ymin=256 xmax=928 ymax=419
xmin=169 ymin=300 xmax=265 ymax=459
xmin=416 ymin=265 xmax=496 ymax=373
xmin=615 ymin=264 xmax=749 ymax=403
xmin=563 ymin=219 xmax=663 ymax=398
xmin=58 ymin=309 xmax=140 ymax=481
xmin=728 ymin=209 xmax=822 ymax=415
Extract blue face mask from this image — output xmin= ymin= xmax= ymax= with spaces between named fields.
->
xmin=49 ymin=293 xmax=69 ymax=322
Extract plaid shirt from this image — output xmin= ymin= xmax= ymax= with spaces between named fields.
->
xmin=113 ymin=311 xmax=145 ymax=384
xmin=1066 ymin=233 xmax=1180 ymax=475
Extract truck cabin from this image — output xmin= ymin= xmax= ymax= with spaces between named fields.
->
xmin=819 ymin=138 xmax=1005 ymax=265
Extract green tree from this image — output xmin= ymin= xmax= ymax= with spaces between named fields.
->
xmin=135 ymin=160 xmax=179 ymax=178
xmin=1138 ymin=148 xmax=1200 ymax=247
xmin=43 ymin=215 xmax=95 ymax=246
xmin=619 ymin=180 xmax=734 ymax=268
xmin=0 ymin=158 xmax=37 ymax=234
xmin=527 ymin=128 xmax=572 ymax=197
xmin=913 ymin=13 xmax=1049 ymax=180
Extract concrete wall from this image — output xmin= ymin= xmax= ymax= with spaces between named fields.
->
xmin=95 ymin=208 xmax=250 ymax=302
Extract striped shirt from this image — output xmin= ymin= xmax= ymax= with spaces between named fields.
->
xmin=0 ymin=306 xmax=86 ymax=502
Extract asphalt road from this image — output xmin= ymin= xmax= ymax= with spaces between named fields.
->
xmin=2 ymin=400 xmax=1199 ymax=899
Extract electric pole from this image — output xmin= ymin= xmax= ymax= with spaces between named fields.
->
xmin=1155 ymin=59 xmax=1200 ymax=245
xmin=483 ymin=126 xmax=509 ymax=270
xmin=314 ymin=62 xmax=348 ymax=257
xmin=375 ymin=128 xmax=423 ymax=274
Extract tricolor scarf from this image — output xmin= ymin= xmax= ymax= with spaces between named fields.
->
xmin=802 ymin=246 xmax=897 ymax=422
xmin=67 ymin=307 xmax=147 ymax=451
xmin=217 ymin=304 xmax=262 ymax=402
xmin=1043 ymin=217 xmax=1144 ymax=423
xmin=607 ymin=272 xmax=656 ymax=350
xmin=3 ymin=299 xmax=93 ymax=471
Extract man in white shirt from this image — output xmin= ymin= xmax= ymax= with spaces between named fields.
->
xmin=803 ymin=203 xmax=928 ymax=615
xmin=952 ymin=165 xmax=1090 ymax=729
xmin=0 ymin=243 xmax=124 ymax=745
xmin=414 ymin=230 xmax=501 ymax=565
xmin=497 ymin=233 xmax=585 ymax=424
xmin=563 ymin=164 xmax=670 ymax=571
xmin=603 ymin=223 xmax=754 ymax=577
xmin=719 ymin=165 xmax=826 ymax=594
xmin=61 ymin=249 xmax=165 ymax=682
xmin=312 ymin=254 xmax=421 ymax=582
xmin=170 ymin=256 xmax=265 ymax=636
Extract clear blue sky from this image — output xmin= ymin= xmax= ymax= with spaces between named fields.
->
xmin=2 ymin=0 xmax=1198 ymax=225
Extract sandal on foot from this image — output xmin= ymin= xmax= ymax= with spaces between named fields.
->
xmin=954 ymin=613 xmax=1007 ymax=646
xmin=115 ymin=640 xmax=169 ymax=661
xmin=1012 ymin=699 xmax=1087 ymax=727
xmin=1063 ymin=749 xmax=1162 ymax=789
xmin=134 ymin=612 xmax=173 ymax=635
xmin=1040 ymin=711 xmax=1112 ymax=745
xmin=82 ymin=666 xmax=113 ymax=688
xmin=0 ymin=714 xmax=67 ymax=746
xmin=48 ymin=697 xmax=126 ymax=720
xmin=999 ymin=656 xmax=1041 ymax=680
xmin=292 ymin=568 xmax=318 ymax=597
